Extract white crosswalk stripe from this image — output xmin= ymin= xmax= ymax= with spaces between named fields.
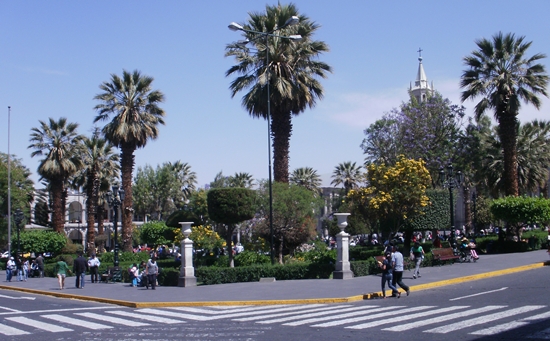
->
xmin=236 ymin=305 xmax=352 ymax=323
xmin=6 ymin=316 xmax=73 ymax=332
xmin=383 ymin=305 xmax=504 ymax=331
xmin=106 ymin=310 xmax=184 ymax=324
xmin=41 ymin=314 xmax=112 ymax=329
xmin=0 ymin=323 xmax=31 ymax=336
xmin=284 ymin=305 xmax=383 ymax=326
xmin=348 ymin=306 xmax=467 ymax=330
xmin=76 ymin=312 xmax=150 ymax=327
xmin=424 ymin=305 xmax=546 ymax=334
xmin=252 ymin=305 xmax=375 ymax=324
xmin=311 ymin=305 xmax=435 ymax=327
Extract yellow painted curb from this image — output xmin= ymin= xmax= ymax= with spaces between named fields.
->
xmin=363 ymin=262 xmax=545 ymax=299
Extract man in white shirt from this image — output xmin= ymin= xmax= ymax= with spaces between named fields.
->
xmin=391 ymin=246 xmax=410 ymax=297
xmin=87 ymin=254 xmax=101 ymax=283
xmin=6 ymin=257 xmax=15 ymax=282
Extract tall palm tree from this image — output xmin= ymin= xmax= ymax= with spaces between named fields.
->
xmin=168 ymin=161 xmax=197 ymax=209
xmin=228 ymin=172 xmax=255 ymax=189
xmin=460 ymin=32 xmax=548 ymax=196
xmin=331 ymin=161 xmax=362 ymax=194
xmin=290 ymin=167 xmax=322 ymax=195
xmin=226 ymin=3 xmax=331 ymax=183
xmin=481 ymin=120 xmax=550 ymax=197
xmin=28 ymin=118 xmax=85 ymax=233
xmin=73 ymin=131 xmax=119 ymax=255
xmin=94 ymin=69 xmax=165 ymax=251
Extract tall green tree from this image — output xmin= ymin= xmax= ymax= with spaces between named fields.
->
xmin=290 ymin=167 xmax=322 ymax=196
xmin=28 ymin=118 xmax=85 ymax=233
xmin=133 ymin=161 xmax=197 ymax=221
xmin=348 ymin=156 xmax=431 ymax=245
xmin=479 ymin=120 xmax=550 ymax=197
xmin=460 ymin=32 xmax=549 ymax=196
xmin=207 ymin=188 xmax=256 ymax=267
xmin=255 ymin=182 xmax=320 ymax=263
xmin=0 ymin=153 xmax=35 ymax=249
xmin=361 ymin=92 xmax=465 ymax=183
xmin=74 ymin=131 xmax=119 ymax=255
xmin=168 ymin=161 xmax=197 ymax=209
xmin=228 ymin=172 xmax=255 ymax=189
xmin=226 ymin=3 xmax=331 ymax=183
xmin=331 ymin=161 xmax=362 ymax=195
xmin=94 ymin=69 xmax=166 ymax=252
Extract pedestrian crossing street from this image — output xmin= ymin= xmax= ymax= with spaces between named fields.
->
xmin=1 ymin=303 xmax=550 ymax=338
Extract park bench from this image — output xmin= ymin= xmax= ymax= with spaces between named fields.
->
xmin=101 ymin=266 xmax=122 ymax=283
xmin=432 ymin=247 xmax=459 ymax=266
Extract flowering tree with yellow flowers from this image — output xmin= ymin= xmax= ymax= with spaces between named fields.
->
xmin=347 ymin=156 xmax=431 ymax=244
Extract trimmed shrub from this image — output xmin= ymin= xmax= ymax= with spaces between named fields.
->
xmin=195 ymin=262 xmax=333 ymax=286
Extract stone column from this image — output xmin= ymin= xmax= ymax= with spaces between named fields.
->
xmin=178 ymin=222 xmax=197 ymax=287
xmin=332 ymin=213 xmax=353 ymax=280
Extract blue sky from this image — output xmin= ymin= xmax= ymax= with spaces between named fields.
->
xmin=1 ymin=1 xmax=549 ymax=189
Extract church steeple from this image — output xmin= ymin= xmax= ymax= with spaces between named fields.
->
xmin=409 ymin=48 xmax=434 ymax=103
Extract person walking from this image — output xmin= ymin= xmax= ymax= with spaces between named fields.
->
xmin=22 ymin=258 xmax=29 ymax=281
xmin=6 ymin=257 xmax=15 ymax=282
xmin=145 ymin=256 xmax=159 ymax=290
xmin=54 ymin=259 xmax=71 ymax=290
xmin=379 ymin=252 xmax=399 ymax=298
xmin=87 ymin=254 xmax=101 ymax=283
xmin=391 ymin=245 xmax=410 ymax=297
xmin=410 ymin=241 xmax=425 ymax=279
xmin=35 ymin=253 xmax=44 ymax=278
xmin=73 ymin=252 xmax=88 ymax=289
xmin=15 ymin=257 xmax=23 ymax=281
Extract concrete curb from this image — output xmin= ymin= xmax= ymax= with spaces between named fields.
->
xmin=0 ymin=262 xmax=545 ymax=307
xmin=362 ymin=262 xmax=546 ymax=299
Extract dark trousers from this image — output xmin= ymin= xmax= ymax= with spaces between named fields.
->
xmin=90 ymin=266 xmax=99 ymax=283
xmin=392 ymin=271 xmax=409 ymax=294
xmin=147 ymin=274 xmax=157 ymax=289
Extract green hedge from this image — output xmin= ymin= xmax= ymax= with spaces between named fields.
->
xmin=194 ymin=262 xmax=334 ymax=286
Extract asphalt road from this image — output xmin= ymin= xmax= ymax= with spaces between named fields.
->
xmin=0 ymin=267 xmax=548 ymax=341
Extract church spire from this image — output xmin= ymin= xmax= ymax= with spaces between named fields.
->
xmin=410 ymin=48 xmax=433 ymax=102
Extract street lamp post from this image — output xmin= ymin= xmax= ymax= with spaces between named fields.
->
xmin=439 ymin=163 xmax=462 ymax=246
xmin=229 ymin=16 xmax=301 ymax=265
xmin=14 ymin=209 xmax=24 ymax=258
xmin=105 ymin=186 xmax=124 ymax=267
xmin=7 ymin=106 xmax=12 ymax=258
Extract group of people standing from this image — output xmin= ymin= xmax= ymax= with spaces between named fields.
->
xmin=5 ymin=254 xmax=45 ymax=282
xmin=128 ymin=256 xmax=159 ymax=289
xmin=53 ymin=252 xmax=160 ymax=290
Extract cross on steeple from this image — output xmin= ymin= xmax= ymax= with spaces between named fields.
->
xmin=417 ymin=47 xmax=423 ymax=58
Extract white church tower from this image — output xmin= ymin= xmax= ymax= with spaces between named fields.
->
xmin=410 ymin=48 xmax=434 ymax=103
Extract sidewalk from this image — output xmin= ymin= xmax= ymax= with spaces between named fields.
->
xmin=1 ymin=250 xmax=548 ymax=307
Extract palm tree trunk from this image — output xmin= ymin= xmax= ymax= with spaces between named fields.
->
xmin=498 ymin=111 xmax=519 ymax=196
xmin=97 ymin=205 xmax=105 ymax=253
xmin=121 ymin=144 xmax=135 ymax=252
xmin=463 ymin=186 xmax=472 ymax=235
xmin=226 ymin=229 xmax=234 ymax=268
xmin=51 ymin=178 xmax=65 ymax=233
xmin=278 ymin=237 xmax=284 ymax=264
xmin=271 ymin=110 xmax=292 ymax=184
xmin=86 ymin=172 xmax=98 ymax=256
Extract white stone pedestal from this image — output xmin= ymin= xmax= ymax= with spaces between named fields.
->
xmin=178 ymin=222 xmax=197 ymax=287
xmin=332 ymin=213 xmax=353 ymax=280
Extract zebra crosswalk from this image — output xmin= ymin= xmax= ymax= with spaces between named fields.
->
xmin=0 ymin=303 xmax=548 ymax=338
